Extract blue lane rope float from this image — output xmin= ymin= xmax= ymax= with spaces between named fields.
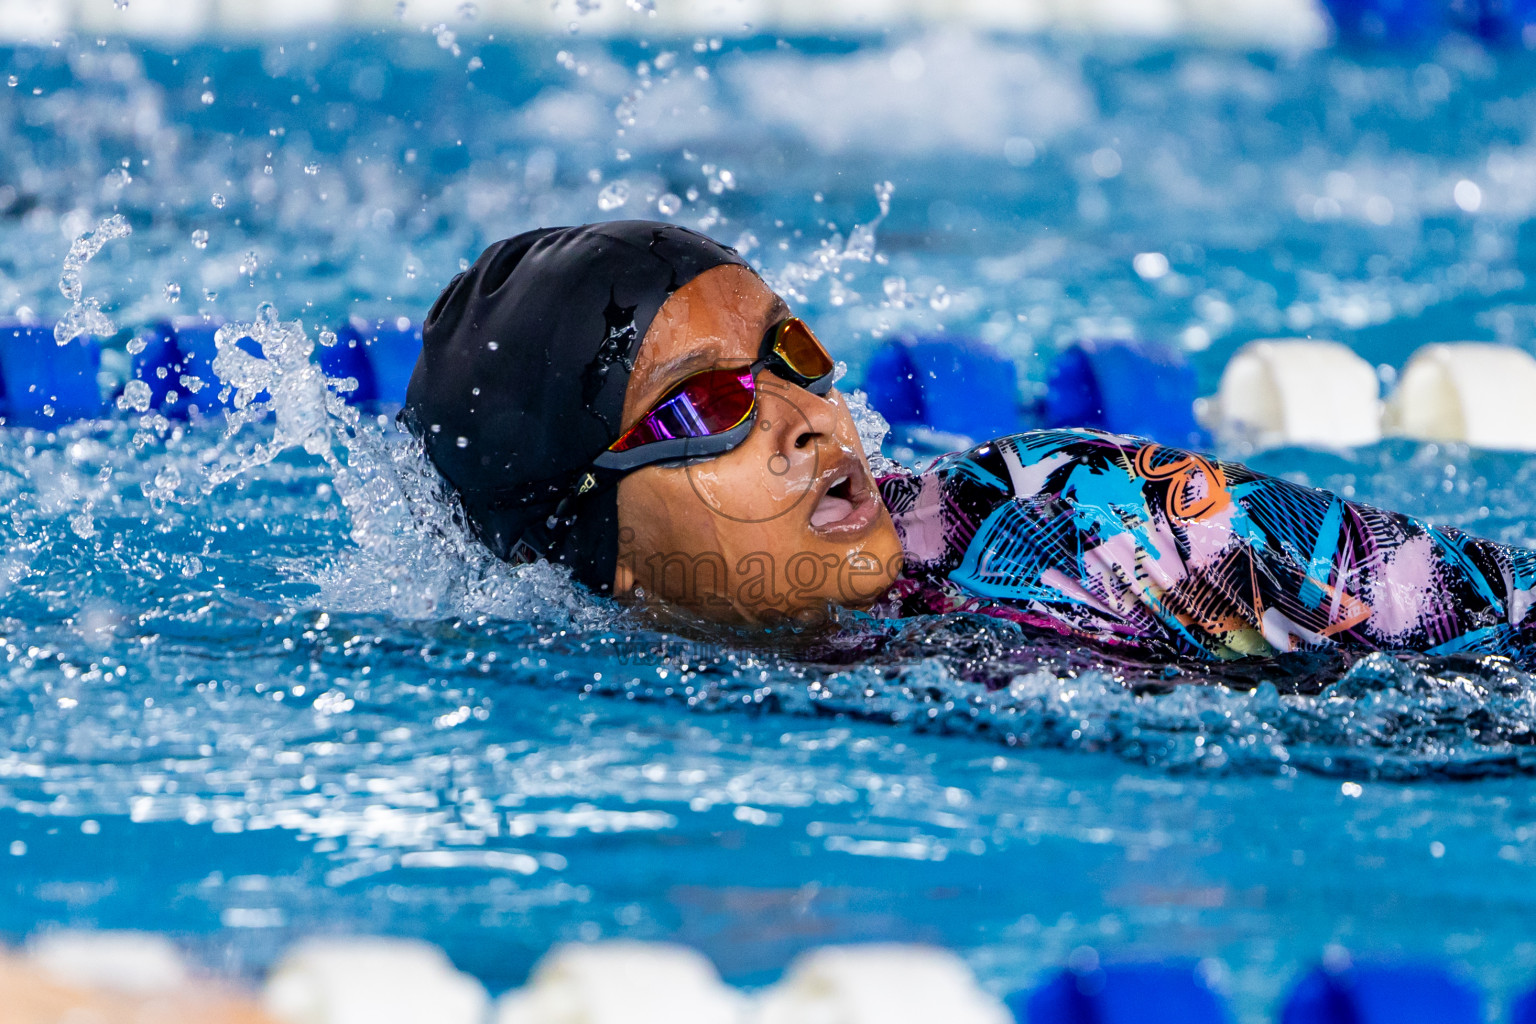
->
xmin=16 ymin=314 xmax=1536 ymax=466
xmin=2 ymin=316 xmax=424 ymax=426
xmin=1512 ymin=984 xmax=1536 ymax=1024
xmin=122 ymin=318 xmax=423 ymax=418
xmin=1280 ymin=962 xmax=1483 ymax=1024
xmin=1041 ymin=338 xmax=1210 ymax=449
xmin=1012 ymin=962 xmax=1233 ymax=1024
xmin=0 ymin=323 xmax=106 ymax=428
xmin=861 ymin=335 xmax=1029 ymax=447
xmin=1321 ymin=0 xmax=1448 ymax=42
xmin=1322 ymin=0 xmax=1536 ymax=44
xmin=1469 ymin=0 xmax=1536 ymax=42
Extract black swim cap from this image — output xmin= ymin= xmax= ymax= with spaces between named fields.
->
xmin=405 ymin=221 xmax=748 ymax=593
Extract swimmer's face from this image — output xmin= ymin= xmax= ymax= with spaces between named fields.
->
xmin=613 ymin=264 xmax=904 ymax=623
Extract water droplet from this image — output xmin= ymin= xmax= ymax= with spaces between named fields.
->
xmin=5 ymin=76 xmax=16 ymax=88
xmin=458 ymin=0 xmax=477 ymax=17
xmin=200 ymin=91 xmax=215 ymax=105
xmin=1090 ymin=147 xmax=1122 ymax=179
xmin=70 ymin=511 xmax=97 ymax=539
xmin=191 ymin=229 xmax=209 ymax=249
xmin=211 ymin=193 xmax=226 ymax=209
xmin=1454 ymin=179 xmax=1483 ymax=213
xmin=874 ymin=180 xmax=894 ymax=214
xmin=597 ymin=180 xmax=630 ymax=211
xmin=113 ymin=0 xmax=129 ymax=9
xmin=1003 ymin=137 xmax=1036 ymax=167
xmin=303 ymin=163 xmax=319 ymax=175
xmin=929 ymin=285 xmax=951 ymax=311
xmin=657 ymin=193 xmax=682 ymax=216
xmin=614 ymin=93 xmax=638 ymax=128
xmin=164 ymin=282 xmax=181 ymax=302
xmin=118 ymin=379 xmax=153 ymax=413
xmin=1133 ymin=252 xmax=1170 ymax=281
xmin=455 ymin=436 xmax=469 ymax=448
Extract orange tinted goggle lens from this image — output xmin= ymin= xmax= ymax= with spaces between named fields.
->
xmin=608 ymin=367 xmax=756 ymax=454
xmin=770 ymin=317 xmax=835 ymax=382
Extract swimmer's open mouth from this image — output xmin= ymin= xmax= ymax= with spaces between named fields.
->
xmin=808 ymin=454 xmax=880 ymax=536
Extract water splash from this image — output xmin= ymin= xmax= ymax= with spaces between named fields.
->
xmin=194 ymin=302 xmax=608 ymax=628
xmin=842 ymin=387 xmax=903 ymax=477
xmin=55 ymin=214 xmax=132 ymax=345
xmin=765 ymin=181 xmax=893 ymax=304
xmin=202 ymin=304 xmax=347 ymax=487
xmin=564 ymin=612 xmax=1536 ymax=780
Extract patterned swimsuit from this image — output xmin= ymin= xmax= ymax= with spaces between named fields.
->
xmin=875 ymin=429 xmax=1536 ymax=661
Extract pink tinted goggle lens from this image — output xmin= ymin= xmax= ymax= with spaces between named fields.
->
xmin=608 ymin=367 xmax=757 ymax=454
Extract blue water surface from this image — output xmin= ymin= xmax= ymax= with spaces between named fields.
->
xmin=4 ymin=23 xmax=1536 ymax=1022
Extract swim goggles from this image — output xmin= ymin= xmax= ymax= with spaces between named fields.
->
xmin=591 ymin=315 xmax=836 ymax=472
xmin=500 ymin=315 xmax=835 ymax=563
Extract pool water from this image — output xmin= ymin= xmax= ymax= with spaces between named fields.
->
xmin=5 ymin=23 xmax=1536 ymax=1021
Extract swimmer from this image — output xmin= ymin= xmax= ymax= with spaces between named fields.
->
xmin=405 ymin=221 xmax=1536 ymax=662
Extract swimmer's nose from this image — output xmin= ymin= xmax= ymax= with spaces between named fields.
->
xmin=761 ymin=371 xmax=841 ymax=454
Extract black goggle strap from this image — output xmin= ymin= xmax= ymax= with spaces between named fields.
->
xmin=483 ymin=464 xmax=625 ymax=567
xmin=512 ymin=396 xmax=763 ymax=565
xmin=501 ymin=392 xmax=761 ymax=567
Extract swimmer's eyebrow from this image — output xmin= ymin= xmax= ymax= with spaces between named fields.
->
xmin=759 ymin=296 xmax=791 ymax=337
xmin=648 ymin=297 xmax=792 ymax=389
xmin=647 ymin=348 xmax=718 ymax=392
